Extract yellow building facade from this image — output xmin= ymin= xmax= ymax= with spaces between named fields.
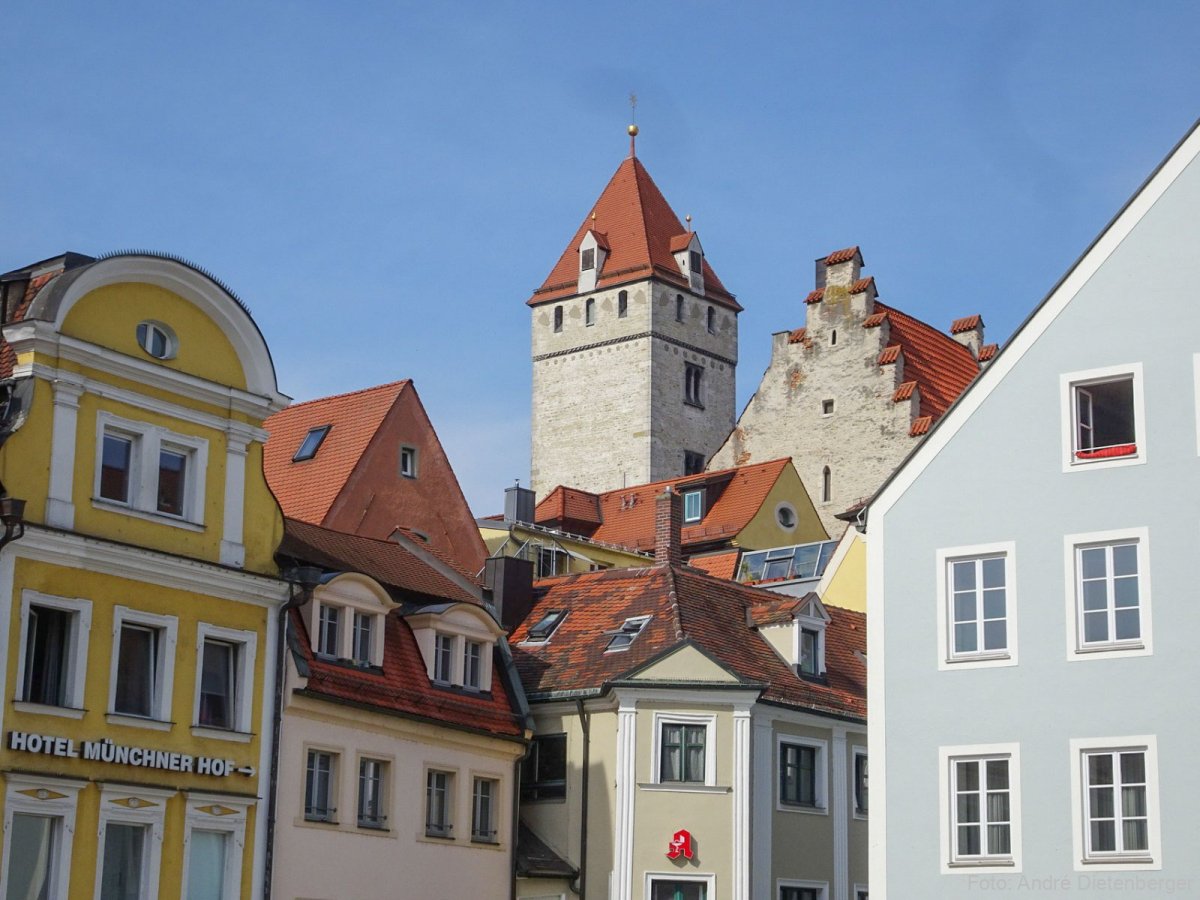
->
xmin=0 ymin=253 xmax=290 ymax=899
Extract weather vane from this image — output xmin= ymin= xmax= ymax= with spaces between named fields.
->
xmin=628 ymin=92 xmax=639 ymax=157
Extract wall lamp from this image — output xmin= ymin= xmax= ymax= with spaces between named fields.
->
xmin=0 ymin=496 xmax=25 ymax=549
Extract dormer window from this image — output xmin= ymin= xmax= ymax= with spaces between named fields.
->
xmin=689 ymin=250 xmax=702 ymax=273
xmin=581 ymin=248 xmax=595 ymax=271
xmin=294 ymin=425 xmax=331 ymax=462
xmin=606 ymin=616 xmax=650 ymax=651
xmin=408 ymin=603 xmax=503 ymax=691
xmin=793 ymin=597 xmax=831 ymax=679
xmin=526 ymin=609 xmax=567 ymax=642
xmin=577 ymin=231 xmax=607 ymax=292
xmin=683 ymin=489 xmax=703 ymax=522
xmin=303 ymin=574 xmax=389 ymax=669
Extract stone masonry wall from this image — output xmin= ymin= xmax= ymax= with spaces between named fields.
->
xmin=531 ymin=278 xmax=737 ymax=498
xmin=709 ymin=260 xmax=917 ymax=536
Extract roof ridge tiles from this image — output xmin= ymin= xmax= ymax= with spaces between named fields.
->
xmin=283 ymin=379 xmax=410 ymax=408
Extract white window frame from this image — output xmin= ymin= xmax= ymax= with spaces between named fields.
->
xmin=400 ymin=445 xmax=418 ymax=478
xmin=356 ymin=755 xmax=390 ymax=830
xmin=93 ymin=411 xmax=209 ymax=527
xmin=938 ymin=742 xmax=1022 ymax=874
xmin=463 ymin=639 xmax=484 ymax=691
xmin=93 ymin=784 xmax=170 ymax=900
xmin=1069 ymin=735 xmax=1160 ymax=871
xmin=15 ymin=589 xmax=92 ymax=715
xmin=303 ymin=745 xmax=340 ymax=824
xmin=936 ymin=542 xmax=1018 ymax=670
xmin=107 ymin=606 xmax=178 ymax=727
xmin=0 ymin=773 xmax=84 ymax=900
xmin=307 ymin=599 xmax=384 ymax=667
xmin=652 ymin=712 xmax=717 ymax=788
xmin=793 ymin=598 xmax=829 ymax=677
xmin=1063 ymin=527 xmax=1152 ymax=660
xmin=683 ymin=490 xmax=703 ymax=523
xmin=433 ymin=633 xmax=455 ymax=684
xmin=1060 ymin=363 xmax=1146 ymax=472
xmin=776 ymin=733 xmax=829 ymax=814
xmin=192 ymin=623 xmax=257 ymax=738
xmin=852 ymin=745 xmax=868 ymax=819
xmin=470 ymin=773 xmax=501 ymax=843
xmin=179 ymin=793 xmax=249 ymax=900
xmin=424 ymin=767 xmax=455 ymax=839
xmin=645 ymin=871 xmax=715 ymax=900
xmin=777 ymin=879 xmax=829 ymax=900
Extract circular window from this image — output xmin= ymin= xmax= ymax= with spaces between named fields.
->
xmin=776 ymin=502 xmax=798 ymax=530
xmin=136 ymin=321 xmax=177 ymax=360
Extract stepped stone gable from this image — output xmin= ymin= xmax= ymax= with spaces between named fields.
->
xmin=529 ymin=154 xmax=740 ymax=497
xmin=709 ymin=246 xmax=985 ymax=534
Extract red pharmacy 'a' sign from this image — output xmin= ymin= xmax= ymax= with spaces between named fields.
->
xmin=666 ymin=829 xmax=694 ymax=860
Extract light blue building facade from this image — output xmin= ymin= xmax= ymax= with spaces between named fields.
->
xmin=867 ymin=121 xmax=1200 ymax=897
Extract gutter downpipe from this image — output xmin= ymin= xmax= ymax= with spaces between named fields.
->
xmin=263 ymin=566 xmax=322 ymax=900
xmin=573 ymin=698 xmax=591 ymax=899
xmin=496 ymin=636 xmax=535 ymax=900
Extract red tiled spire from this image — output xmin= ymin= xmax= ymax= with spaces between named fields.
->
xmin=528 ymin=157 xmax=740 ymax=310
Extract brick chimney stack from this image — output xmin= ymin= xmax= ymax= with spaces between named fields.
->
xmin=655 ymin=487 xmax=683 ymax=567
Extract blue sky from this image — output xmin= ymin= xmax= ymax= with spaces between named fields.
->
xmin=5 ymin=1 xmax=1199 ymax=513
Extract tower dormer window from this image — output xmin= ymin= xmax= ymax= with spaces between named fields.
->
xmin=689 ymin=250 xmax=701 ymax=272
xmin=581 ymin=248 xmax=595 ymax=271
xmin=585 ymin=297 xmax=596 ymax=326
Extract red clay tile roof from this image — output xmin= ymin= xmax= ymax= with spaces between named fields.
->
xmin=823 ymin=246 xmax=861 ymax=266
xmin=804 ymin=288 xmax=825 ymax=305
xmin=668 ymin=233 xmax=695 ymax=253
xmin=892 ymin=381 xmax=917 ymax=402
xmin=278 ymin=518 xmax=479 ymax=605
xmin=293 ymin=608 xmax=523 ymax=739
xmin=536 ymin=485 xmax=602 ymax=526
xmin=687 ymin=549 xmax=741 ymax=581
xmin=876 ymin=301 xmax=980 ymax=418
xmin=877 ymin=345 xmax=901 ymax=365
xmin=265 ymin=381 xmax=409 ymax=524
xmin=529 ymin=157 xmax=740 ymax=310
xmin=849 ymin=276 xmax=875 ymax=295
xmin=862 ymin=311 xmax=888 ymax=328
xmin=979 ymin=343 xmax=998 ymax=361
xmin=591 ymin=230 xmax=611 ymax=251
xmin=910 ymin=415 xmax=933 ymax=436
xmin=535 ymin=459 xmax=793 ymax=554
xmin=0 ymin=270 xmax=60 ymax=378
xmin=787 ymin=327 xmax=810 ymax=346
xmin=510 ymin=565 xmax=865 ymax=720
xmin=950 ymin=314 xmax=983 ymax=333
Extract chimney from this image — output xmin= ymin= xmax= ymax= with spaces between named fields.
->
xmin=950 ymin=315 xmax=985 ymax=358
xmin=504 ymin=483 xmax=536 ymax=524
xmin=654 ymin=487 xmax=683 ymax=567
xmin=483 ymin=556 xmax=535 ymax=630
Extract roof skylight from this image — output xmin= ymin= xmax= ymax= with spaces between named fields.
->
xmin=293 ymin=425 xmax=331 ymax=462
xmin=526 ymin=609 xmax=567 ymax=642
xmin=605 ymin=615 xmax=650 ymax=652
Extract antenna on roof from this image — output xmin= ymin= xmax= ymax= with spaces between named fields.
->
xmin=628 ymin=92 xmax=639 ymax=158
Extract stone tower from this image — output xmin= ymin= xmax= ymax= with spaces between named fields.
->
xmin=528 ymin=141 xmax=740 ymax=497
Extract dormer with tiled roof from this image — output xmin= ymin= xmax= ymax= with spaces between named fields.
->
xmin=710 ymin=245 xmax=993 ymax=534
xmin=530 ymin=136 xmax=742 ymax=498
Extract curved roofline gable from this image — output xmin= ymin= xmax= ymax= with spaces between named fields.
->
xmin=317 ymin=571 xmax=395 ymax=611
xmin=26 ymin=254 xmax=283 ymax=401
xmin=405 ymin=601 xmax=505 ymax=637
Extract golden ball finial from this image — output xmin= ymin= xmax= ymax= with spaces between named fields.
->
xmin=628 ymin=123 xmax=639 ymax=137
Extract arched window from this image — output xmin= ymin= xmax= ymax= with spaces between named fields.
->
xmin=706 ymin=306 xmax=715 ymax=334
xmin=554 ymin=306 xmax=563 ymax=333
xmin=585 ymin=297 xmax=596 ymax=326
xmin=618 ymin=290 xmax=628 ymax=318
xmin=676 ymin=295 xmax=685 ymax=323
xmin=822 ymin=466 xmax=832 ymax=503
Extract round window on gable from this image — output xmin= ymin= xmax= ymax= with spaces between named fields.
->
xmin=136 ymin=321 xmax=177 ymax=360
xmin=775 ymin=502 xmax=798 ymax=531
